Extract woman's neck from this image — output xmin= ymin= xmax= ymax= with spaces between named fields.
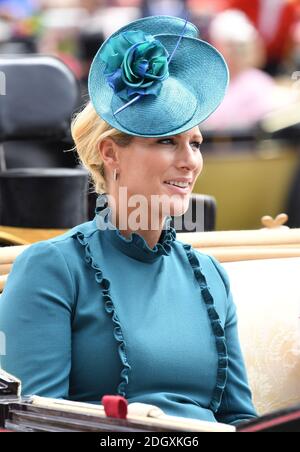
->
xmin=115 ymin=210 xmax=166 ymax=249
xmin=106 ymin=191 xmax=167 ymax=249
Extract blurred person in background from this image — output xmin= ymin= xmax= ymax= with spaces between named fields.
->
xmin=202 ymin=9 xmax=281 ymax=131
xmin=36 ymin=2 xmax=104 ymax=79
xmin=37 ymin=6 xmax=89 ymax=78
xmin=187 ymin=0 xmax=232 ymax=40
xmin=79 ymin=0 xmax=139 ymax=40
xmin=77 ymin=1 xmax=140 ymax=97
xmin=80 ymin=0 xmax=107 ymax=13
xmin=141 ymin=0 xmax=188 ymax=19
xmin=38 ymin=0 xmax=140 ymax=82
xmin=226 ymin=0 xmax=300 ymax=74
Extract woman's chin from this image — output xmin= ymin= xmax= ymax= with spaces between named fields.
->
xmin=168 ymin=202 xmax=190 ymax=218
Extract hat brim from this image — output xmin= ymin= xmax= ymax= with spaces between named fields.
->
xmin=88 ymin=35 xmax=229 ymax=137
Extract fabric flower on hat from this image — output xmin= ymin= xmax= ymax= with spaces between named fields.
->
xmin=101 ymin=30 xmax=170 ymax=102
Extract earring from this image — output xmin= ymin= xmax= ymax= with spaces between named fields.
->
xmin=113 ymin=169 xmax=118 ymax=181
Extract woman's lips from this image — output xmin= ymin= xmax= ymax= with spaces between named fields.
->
xmin=163 ymin=182 xmax=190 ymax=195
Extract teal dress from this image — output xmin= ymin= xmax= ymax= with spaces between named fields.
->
xmin=0 ymin=194 xmax=256 ymax=425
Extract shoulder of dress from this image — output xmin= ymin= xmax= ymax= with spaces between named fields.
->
xmin=49 ymin=218 xmax=99 ymax=244
xmin=174 ymin=239 xmax=213 ymax=263
xmin=15 ymin=219 xmax=99 ymax=269
xmin=175 ymin=241 xmax=231 ymax=296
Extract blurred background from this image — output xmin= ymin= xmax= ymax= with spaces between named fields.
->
xmin=1 ymin=0 xmax=300 ymax=233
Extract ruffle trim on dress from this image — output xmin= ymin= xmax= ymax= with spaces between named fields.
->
xmin=112 ymin=222 xmax=177 ymax=258
xmin=73 ymin=230 xmax=131 ymax=397
xmin=183 ymin=243 xmax=228 ymax=413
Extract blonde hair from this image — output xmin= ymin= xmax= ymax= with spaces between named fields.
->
xmin=71 ymin=102 xmax=133 ymax=193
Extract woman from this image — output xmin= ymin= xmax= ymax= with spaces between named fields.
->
xmin=0 ymin=16 xmax=257 ymax=425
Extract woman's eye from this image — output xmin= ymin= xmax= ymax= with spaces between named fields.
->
xmin=191 ymin=142 xmax=202 ymax=150
xmin=158 ymin=139 xmax=174 ymax=145
xmin=157 ymin=139 xmax=201 ymax=150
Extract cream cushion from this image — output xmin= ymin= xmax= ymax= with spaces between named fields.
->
xmin=223 ymin=258 xmax=300 ymax=415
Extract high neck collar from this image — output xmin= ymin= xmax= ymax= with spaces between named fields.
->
xmin=94 ymin=193 xmax=176 ymax=263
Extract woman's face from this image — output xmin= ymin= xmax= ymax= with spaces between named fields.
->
xmin=116 ymin=126 xmax=203 ymax=219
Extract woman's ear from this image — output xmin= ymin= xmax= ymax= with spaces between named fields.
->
xmin=98 ymin=138 xmax=120 ymax=172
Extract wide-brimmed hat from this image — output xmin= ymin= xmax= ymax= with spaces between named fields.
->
xmin=88 ymin=15 xmax=229 ymax=137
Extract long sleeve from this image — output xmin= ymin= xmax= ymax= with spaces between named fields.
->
xmin=208 ymin=255 xmax=257 ymax=425
xmin=0 ymin=241 xmax=75 ymax=398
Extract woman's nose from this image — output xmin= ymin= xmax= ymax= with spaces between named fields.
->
xmin=177 ymin=144 xmax=203 ymax=172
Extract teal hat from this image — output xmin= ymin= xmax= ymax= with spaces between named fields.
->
xmin=88 ymin=15 xmax=229 ymax=137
